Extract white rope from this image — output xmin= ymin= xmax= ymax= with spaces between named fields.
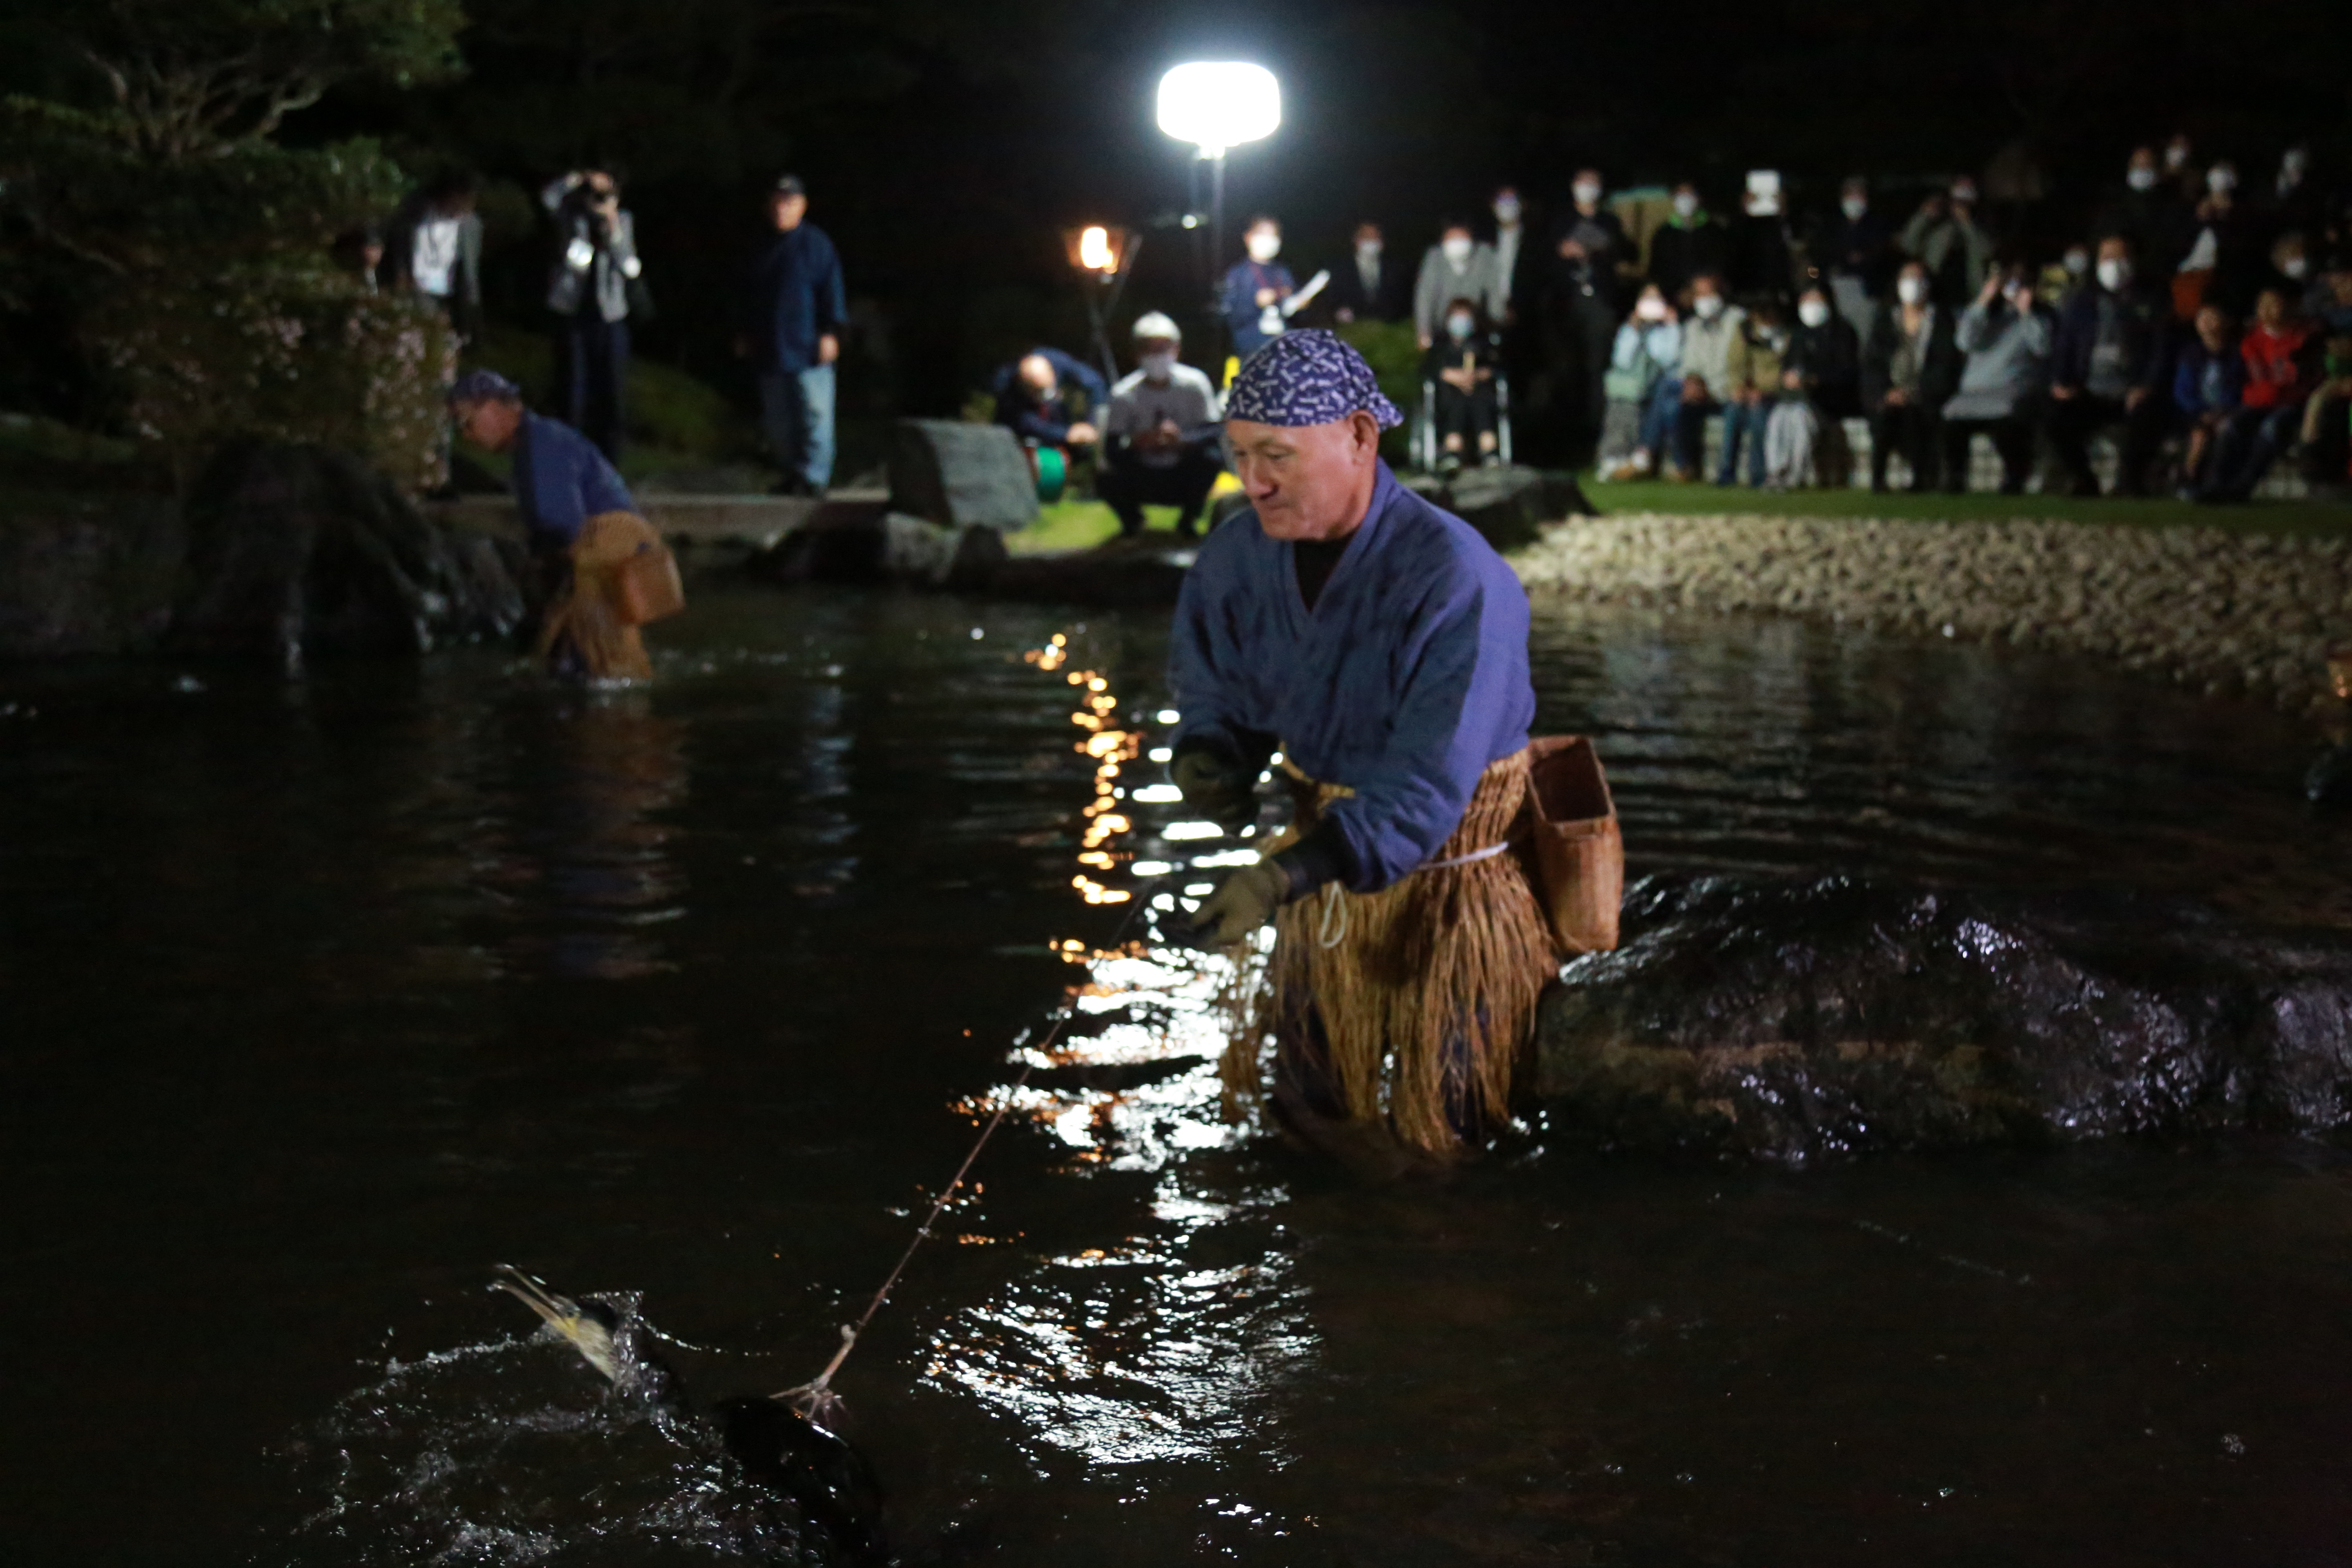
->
xmin=1417 ymin=837 xmax=1518 ymax=871
xmin=1316 ymin=879 xmax=1349 ymax=949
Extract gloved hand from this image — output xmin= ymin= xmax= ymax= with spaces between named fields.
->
xmin=1170 ymin=746 xmax=1257 ymax=831
xmin=1184 ymin=860 xmax=1291 ymax=947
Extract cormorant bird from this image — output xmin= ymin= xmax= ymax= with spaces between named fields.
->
xmin=494 ymin=1265 xmax=887 ymax=1564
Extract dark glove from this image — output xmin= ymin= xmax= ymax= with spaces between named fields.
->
xmin=1170 ymin=745 xmax=1257 ymax=831
xmin=1184 ymin=860 xmax=1291 ymax=946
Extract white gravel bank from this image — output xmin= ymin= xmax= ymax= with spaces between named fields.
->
xmin=1513 ymin=512 xmax=2352 ymax=712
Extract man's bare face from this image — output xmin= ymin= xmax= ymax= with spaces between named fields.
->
xmin=453 ymin=398 xmax=522 ymax=452
xmin=1225 ymin=414 xmax=1381 ymax=542
xmin=771 ymin=194 xmax=807 ymax=231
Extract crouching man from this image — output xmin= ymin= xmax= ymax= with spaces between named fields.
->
xmin=1167 ymin=331 xmax=1552 ymax=1164
xmin=1099 ymin=312 xmax=1224 ymax=537
xmin=448 ymin=369 xmax=677 ymax=681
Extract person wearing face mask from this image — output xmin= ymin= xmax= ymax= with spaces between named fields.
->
xmin=2048 ymin=236 xmax=2170 ymax=497
xmin=1223 ymin=216 xmax=1300 ymax=361
xmin=1726 ymin=170 xmax=1797 ymax=305
xmin=2263 ymin=145 xmax=2322 ymax=253
xmin=2200 ymin=287 xmax=2316 ymax=503
xmin=1668 ymin=273 xmax=1744 ymax=482
xmin=1423 ymin=298 xmax=1501 ymax=469
xmin=1330 ymin=221 xmax=1406 ymax=324
xmin=1490 ymin=185 xmax=1533 ymax=317
xmin=1414 ymin=218 xmax=1506 ymax=351
xmin=1940 ymin=265 xmax=2054 ymax=494
xmin=1598 ymin=284 xmax=1682 ymax=481
xmin=1544 ymin=167 xmax=1632 ymax=462
xmin=1100 ymin=313 xmax=1224 ymax=539
xmin=2261 ymin=230 xmax=2316 ymax=312
xmin=2175 ymin=160 xmax=2266 ymax=319
xmin=1818 ymin=175 xmax=1893 ymax=338
xmin=1861 ymin=260 xmax=1961 ymax=492
xmin=1717 ymin=294 xmax=1788 ymax=487
xmin=1772 ymin=286 xmax=1862 ymax=487
xmin=1900 ymin=177 xmax=1996 ymax=307
xmin=1646 ymin=182 xmax=1728 ymax=305
xmin=2100 ymin=145 xmax=2194 ymax=274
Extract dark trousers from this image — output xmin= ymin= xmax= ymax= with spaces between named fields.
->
xmin=2301 ymin=394 xmax=2352 ymax=488
xmin=1096 ymin=445 xmax=1220 ymax=535
xmin=2050 ymin=392 xmax=2165 ymax=495
xmin=1434 ymin=380 xmax=1499 ymax=450
xmin=2205 ymin=403 xmax=2303 ymax=501
xmin=1869 ymin=401 xmax=1941 ymax=490
xmin=1673 ymin=392 xmax=1722 ymax=477
xmin=557 ymin=316 xmax=629 ymax=461
xmin=1943 ymin=413 xmax=2037 ymax=493
xmin=1558 ymin=292 xmax=1618 ymax=463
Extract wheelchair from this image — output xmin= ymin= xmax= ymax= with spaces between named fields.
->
xmin=1413 ymin=332 xmax=1515 ymax=473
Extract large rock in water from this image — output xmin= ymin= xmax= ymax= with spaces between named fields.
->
xmin=172 ymin=441 xmax=528 ymax=668
xmin=887 ymin=419 xmax=1039 ymax=530
xmin=0 ymin=492 xmax=184 ymax=656
xmin=1535 ymin=873 xmax=2352 ymax=1163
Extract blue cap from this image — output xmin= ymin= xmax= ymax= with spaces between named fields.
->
xmin=448 ymin=368 xmax=522 ymax=404
xmin=1223 ymin=330 xmax=1401 ymax=430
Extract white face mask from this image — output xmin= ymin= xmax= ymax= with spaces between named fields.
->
xmin=1896 ymin=274 xmax=1927 ymax=305
xmin=2063 ymin=249 xmax=2090 ymax=277
xmin=1634 ymin=295 xmax=1668 ymax=322
xmin=1446 ymin=313 xmax=1474 ymax=339
xmin=1493 ymin=196 xmax=1521 ymax=224
xmin=2207 ymin=166 xmax=2236 ymax=194
xmin=2096 ymin=257 xmax=2132 ymax=291
xmin=1672 ymin=191 xmax=1699 ymax=218
xmin=1572 ymin=180 xmax=1602 ymax=206
xmin=1950 ymin=185 xmax=1977 ymax=207
xmin=2283 ymin=149 xmax=2310 ymax=178
xmin=1245 ymin=231 xmax=1281 ymax=262
xmin=1139 ymin=350 xmax=1177 ymax=381
xmin=2165 ymin=143 xmax=2189 ymax=172
xmin=2282 ymin=255 xmax=2310 ymax=281
xmin=1840 ymin=196 xmax=1868 ymax=222
xmin=1356 ymin=239 xmax=1383 ymax=260
xmin=1692 ymin=293 xmax=1723 ymax=320
xmin=1797 ymin=298 xmax=1830 ymax=328
xmin=1441 ymin=235 xmax=1473 ymax=264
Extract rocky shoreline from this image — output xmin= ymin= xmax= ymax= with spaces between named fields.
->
xmin=1512 ymin=512 xmax=2352 ymax=713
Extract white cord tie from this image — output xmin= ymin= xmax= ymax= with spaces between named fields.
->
xmin=1316 ymin=880 xmax=1349 ymax=949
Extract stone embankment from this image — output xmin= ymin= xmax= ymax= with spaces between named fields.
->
xmin=1512 ymin=512 xmax=2352 ymax=712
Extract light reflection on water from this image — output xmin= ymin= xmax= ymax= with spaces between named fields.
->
xmin=4 ymin=584 xmax=2351 ymax=1565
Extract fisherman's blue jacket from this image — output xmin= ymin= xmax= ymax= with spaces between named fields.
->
xmin=512 ymin=410 xmax=636 ymax=550
xmin=1167 ymin=462 xmax=1535 ymax=891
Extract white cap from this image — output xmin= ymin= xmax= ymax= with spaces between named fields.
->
xmin=1131 ymin=310 xmax=1183 ymax=342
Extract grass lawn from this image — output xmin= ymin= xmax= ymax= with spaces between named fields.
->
xmin=1011 ymin=500 xmax=1192 ymax=553
xmin=1585 ymin=477 xmax=2352 ymax=537
xmin=1013 ymin=479 xmax=2352 ymax=553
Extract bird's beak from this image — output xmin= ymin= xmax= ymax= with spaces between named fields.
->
xmin=492 ymin=1263 xmax=623 ymax=1384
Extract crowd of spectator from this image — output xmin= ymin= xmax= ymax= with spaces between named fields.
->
xmin=357 ymin=135 xmax=2352 ymax=512
xmin=1299 ymin=138 xmax=2352 ymax=501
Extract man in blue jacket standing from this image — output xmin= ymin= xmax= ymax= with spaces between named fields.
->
xmin=740 ymin=175 xmax=847 ymax=496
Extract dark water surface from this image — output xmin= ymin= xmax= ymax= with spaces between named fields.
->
xmin=4 ymin=583 xmax=2350 ymax=1565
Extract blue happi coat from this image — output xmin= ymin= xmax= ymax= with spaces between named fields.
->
xmin=1167 ymin=463 xmax=1535 ymax=891
xmin=512 ymin=410 xmax=636 ymax=550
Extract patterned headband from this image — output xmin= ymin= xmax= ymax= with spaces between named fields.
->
xmin=1223 ymin=330 xmax=1402 ymax=430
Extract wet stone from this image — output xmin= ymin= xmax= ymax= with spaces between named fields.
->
xmin=1535 ymin=873 xmax=2352 ymax=1163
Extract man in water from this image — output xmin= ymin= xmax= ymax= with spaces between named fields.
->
xmin=1166 ymin=331 xmax=1552 ymax=1163
xmin=447 ymin=369 xmax=672 ymax=681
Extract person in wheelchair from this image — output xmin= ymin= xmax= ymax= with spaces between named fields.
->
xmin=1423 ymin=296 xmax=1501 ymax=470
